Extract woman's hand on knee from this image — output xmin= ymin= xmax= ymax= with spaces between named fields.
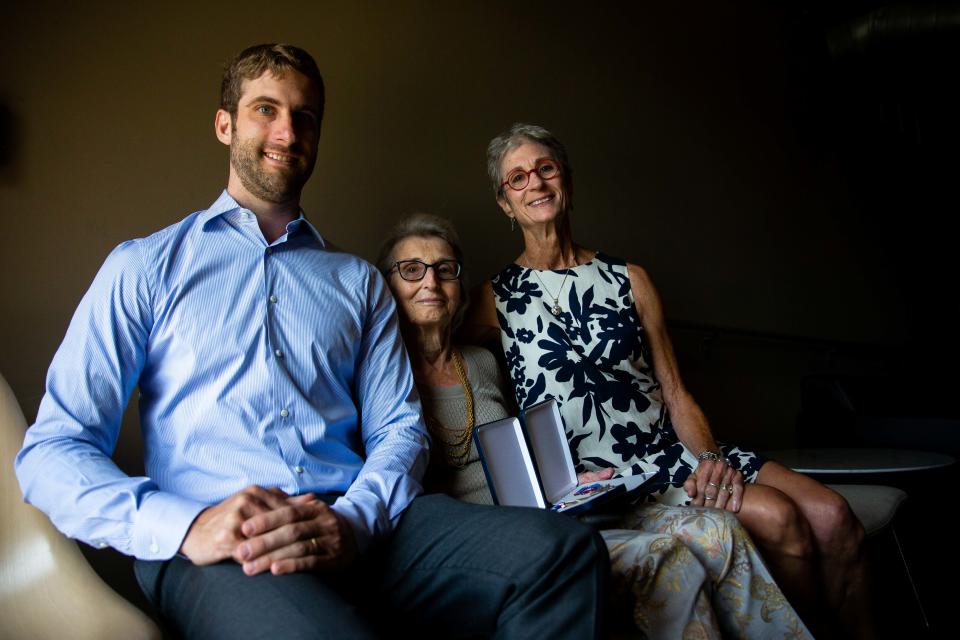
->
xmin=684 ymin=471 xmax=703 ymax=505
xmin=692 ymin=459 xmax=744 ymax=513
xmin=695 ymin=459 xmax=725 ymax=507
xmin=713 ymin=465 xmax=744 ymax=513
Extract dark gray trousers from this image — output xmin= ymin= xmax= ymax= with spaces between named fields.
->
xmin=135 ymin=494 xmax=608 ymax=639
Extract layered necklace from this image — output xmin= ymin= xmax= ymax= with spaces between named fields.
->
xmin=424 ymin=350 xmax=475 ymax=468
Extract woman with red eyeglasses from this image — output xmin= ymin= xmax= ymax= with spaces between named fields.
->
xmin=462 ymin=122 xmax=872 ymax=638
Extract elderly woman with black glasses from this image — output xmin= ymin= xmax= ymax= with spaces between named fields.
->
xmin=378 ymin=212 xmax=811 ymax=639
xmin=462 ymin=122 xmax=872 ymax=637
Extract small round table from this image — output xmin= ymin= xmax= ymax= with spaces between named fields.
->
xmin=762 ymin=447 xmax=955 ymax=475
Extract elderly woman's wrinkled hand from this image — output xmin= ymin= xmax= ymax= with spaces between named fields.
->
xmin=686 ymin=460 xmax=744 ymax=513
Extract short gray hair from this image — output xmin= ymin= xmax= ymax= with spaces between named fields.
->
xmin=485 ymin=122 xmax=573 ymax=198
xmin=377 ymin=212 xmax=469 ymax=328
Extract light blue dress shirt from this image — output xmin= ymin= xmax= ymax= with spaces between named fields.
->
xmin=15 ymin=190 xmax=429 ymax=560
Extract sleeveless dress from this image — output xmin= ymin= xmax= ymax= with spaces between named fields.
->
xmin=491 ymin=252 xmax=767 ymax=506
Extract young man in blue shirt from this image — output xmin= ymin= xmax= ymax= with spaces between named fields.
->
xmin=15 ymin=43 xmax=608 ymax=638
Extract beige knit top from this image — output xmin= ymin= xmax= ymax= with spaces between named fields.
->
xmin=418 ymin=346 xmax=512 ymax=505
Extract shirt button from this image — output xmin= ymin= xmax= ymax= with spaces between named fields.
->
xmin=280 ymin=408 xmax=289 ymax=418
xmin=275 ymin=349 xmax=284 ymax=358
xmin=266 ymin=248 xmax=272 ymax=256
xmin=98 ymin=541 xmax=109 ymax=549
xmin=149 ymin=541 xmax=160 ymax=554
xmin=269 ymin=294 xmax=278 ymax=303
xmin=293 ymin=465 xmax=305 ymax=474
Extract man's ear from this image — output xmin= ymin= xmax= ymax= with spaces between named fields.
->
xmin=214 ymin=109 xmax=233 ymax=145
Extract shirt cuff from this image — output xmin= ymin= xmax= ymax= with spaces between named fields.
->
xmin=132 ymin=491 xmax=209 ymax=560
xmin=330 ymin=495 xmax=384 ymax=554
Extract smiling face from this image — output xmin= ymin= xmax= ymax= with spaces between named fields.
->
xmin=496 ymin=141 xmax=569 ymax=228
xmin=387 ymin=235 xmax=462 ymax=334
xmin=215 ymin=69 xmax=322 ymax=207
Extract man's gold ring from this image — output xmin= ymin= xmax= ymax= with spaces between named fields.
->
xmin=704 ymin=495 xmax=716 ymax=501
xmin=707 ymin=481 xmax=719 ymax=488
xmin=309 ymin=537 xmax=320 ymax=553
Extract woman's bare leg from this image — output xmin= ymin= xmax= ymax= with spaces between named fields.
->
xmin=756 ymin=462 xmax=873 ymax=638
xmin=733 ymin=483 xmax=828 ymax=632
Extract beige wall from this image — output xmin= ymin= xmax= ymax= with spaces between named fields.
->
xmin=0 ymin=1 xmax=899 ymax=451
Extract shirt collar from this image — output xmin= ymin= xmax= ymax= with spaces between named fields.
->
xmin=200 ymin=189 xmax=326 ymax=247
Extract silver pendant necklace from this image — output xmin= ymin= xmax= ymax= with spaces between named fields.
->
xmin=530 ymin=265 xmax=575 ymax=316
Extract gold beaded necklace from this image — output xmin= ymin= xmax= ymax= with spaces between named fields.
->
xmin=425 ymin=350 xmax=476 ymax=468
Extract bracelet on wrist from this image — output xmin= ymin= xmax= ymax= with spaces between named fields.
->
xmin=697 ymin=450 xmax=727 ymax=464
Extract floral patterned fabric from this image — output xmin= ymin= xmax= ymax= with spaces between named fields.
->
xmin=604 ymin=503 xmax=812 ymax=639
xmin=491 ymin=252 xmax=767 ymax=506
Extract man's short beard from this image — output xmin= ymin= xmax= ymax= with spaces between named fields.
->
xmin=230 ymin=130 xmax=313 ymax=204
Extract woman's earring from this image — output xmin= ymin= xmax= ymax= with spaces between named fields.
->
xmin=510 ymin=217 xmax=516 ymax=231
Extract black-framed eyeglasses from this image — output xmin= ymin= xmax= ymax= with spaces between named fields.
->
xmin=391 ymin=259 xmax=462 ymax=281
xmin=500 ymin=158 xmax=562 ymax=192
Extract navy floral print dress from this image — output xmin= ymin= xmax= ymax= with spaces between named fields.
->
xmin=491 ymin=252 xmax=766 ymax=505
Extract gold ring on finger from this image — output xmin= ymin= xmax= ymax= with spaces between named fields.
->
xmin=309 ymin=537 xmax=320 ymax=553
xmin=707 ymin=481 xmax=719 ymax=488
xmin=704 ymin=495 xmax=716 ymax=501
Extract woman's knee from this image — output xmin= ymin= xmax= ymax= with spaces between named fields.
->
xmin=807 ymin=489 xmax=865 ymax=555
xmin=742 ymin=494 xmax=815 ymax=560
xmin=756 ymin=462 xmax=865 ymax=556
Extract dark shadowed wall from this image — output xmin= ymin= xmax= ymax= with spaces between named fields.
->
xmin=2 ymin=0 xmax=958 ymax=554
